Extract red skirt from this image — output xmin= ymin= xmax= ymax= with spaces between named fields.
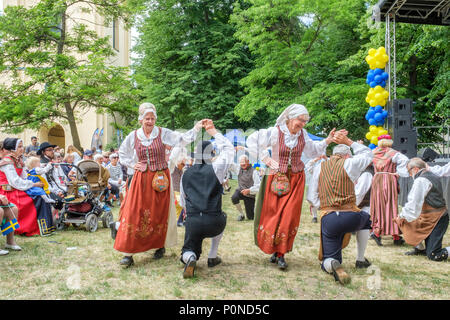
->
xmin=256 ymin=171 xmax=305 ymax=254
xmin=114 ymin=168 xmax=171 ymax=254
xmin=0 ymin=189 xmax=40 ymax=236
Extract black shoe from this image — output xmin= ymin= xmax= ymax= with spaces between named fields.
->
xmin=370 ymin=233 xmax=383 ymax=246
xmin=312 ymin=217 xmax=318 ymax=223
xmin=183 ymin=255 xmax=196 ymax=278
xmin=331 ymin=260 xmax=351 ymax=285
xmin=393 ymin=238 xmax=405 ymax=246
xmin=154 ymin=247 xmax=165 ymax=260
xmin=109 ymin=221 xmax=117 ymax=240
xmin=237 ymin=214 xmax=245 ymax=221
xmin=277 ymin=256 xmax=288 ymax=270
xmin=405 ymin=248 xmax=426 ymax=256
xmin=120 ymin=256 xmax=134 ymax=267
xmin=269 ymin=252 xmax=278 ymax=264
xmin=355 ymin=258 xmax=371 ymax=269
xmin=207 ymin=256 xmax=222 ymax=268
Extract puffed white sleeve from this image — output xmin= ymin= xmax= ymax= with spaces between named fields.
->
xmin=119 ymin=131 xmax=137 ymax=170
xmin=392 ymin=151 xmax=410 ymax=177
xmin=161 ymin=126 xmax=201 ymax=148
xmin=399 ymin=177 xmax=432 ymax=222
xmin=246 ymin=128 xmax=273 ymax=163
xmin=355 ymin=172 xmax=373 ymax=206
xmin=306 ymin=164 xmax=321 ymax=208
xmin=343 ymin=142 xmax=374 ymax=182
xmin=249 ymin=169 xmax=261 ymax=195
xmin=302 ymin=129 xmax=327 ymax=159
xmin=212 ymin=133 xmax=235 ymax=184
xmin=428 ymin=162 xmax=450 ymax=177
xmin=0 ymin=164 xmax=34 ymax=191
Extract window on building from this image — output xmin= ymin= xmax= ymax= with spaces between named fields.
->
xmin=113 ymin=19 xmax=119 ymax=51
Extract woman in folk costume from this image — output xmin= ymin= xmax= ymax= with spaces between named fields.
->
xmin=114 ymin=103 xmax=204 ymax=267
xmin=0 ymin=138 xmax=55 ymax=237
xmin=247 ymin=104 xmax=336 ymax=270
xmin=369 ymin=134 xmax=409 ymax=246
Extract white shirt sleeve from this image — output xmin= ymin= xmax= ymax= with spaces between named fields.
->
xmin=179 ymin=175 xmax=186 ymax=209
xmin=392 ymin=152 xmax=410 ymax=177
xmin=249 ymin=169 xmax=261 ymax=195
xmin=246 ymin=128 xmax=273 ymax=162
xmin=399 ymin=177 xmax=433 ymax=222
xmin=0 ymin=164 xmax=34 ymax=191
xmin=212 ymin=133 xmax=235 ymax=184
xmin=428 ymin=162 xmax=450 ymax=177
xmin=118 ymin=131 xmax=138 ymax=170
xmin=161 ymin=127 xmax=200 ymax=148
xmin=355 ymin=172 xmax=373 ymax=206
xmin=307 ymin=164 xmax=321 ymax=208
xmin=35 ymin=163 xmax=52 ymax=175
xmin=343 ymin=142 xmax=374 ymax=182
xmin=302 ymin=129 xmax=328 ymax=159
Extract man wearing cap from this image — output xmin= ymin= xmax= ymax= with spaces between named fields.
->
xmin=246 ymin=103 xmax=338 ymax=270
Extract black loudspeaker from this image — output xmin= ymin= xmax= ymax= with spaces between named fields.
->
xmin=387 ymin=99 xmax=417 ymax=158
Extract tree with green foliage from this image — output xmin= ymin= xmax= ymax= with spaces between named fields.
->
xmin=0 ymin=0 xmax=141 ymax=150
xmin=132 ymin=0 xmax=258 ymax=132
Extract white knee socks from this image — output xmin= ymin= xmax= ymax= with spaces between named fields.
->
xmin=356 ymin=229 xmax=370 ymax=262
xmin=182 ymin=251 xmax=197 ymax=264
xmin=208 ymin=232 xmax=224 ymax=259
xmin=235 ymin=203 xmax=244 ymax=215
xmin=323 ymin=258 xmax=337 ymax=273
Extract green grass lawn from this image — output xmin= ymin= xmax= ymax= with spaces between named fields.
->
xmin=1 ymin=179 xmax=448 ymax=299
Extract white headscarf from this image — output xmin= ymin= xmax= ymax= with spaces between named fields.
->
xmin=138 ymin=102 xmax=157 ymax=121
xmin=275 ymin=104 xmax=309 ymax=126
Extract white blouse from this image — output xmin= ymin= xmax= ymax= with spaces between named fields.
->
xmin=246 ymin=124 xmax=327 ymax=163
xmin=119 ymin=126 xmax=200 ymax=170
xmin=0 ymin=163 xmax=34 ymax=191
xmin=390 ymin=152 xmax=410 ymax=177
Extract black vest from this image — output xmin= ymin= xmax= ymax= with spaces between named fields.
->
xmin=416 ymin=170 xmax=446 ymax=209
xmin=358 ymin=164 xmax=374 ymax=209
xmin=238 ymin=166 xmax=255 ymax=198
xmin=182 ymin=163 xmax=223 ymax=214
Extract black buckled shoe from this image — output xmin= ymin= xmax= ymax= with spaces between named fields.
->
xmin=370 ymin=233 xmax=383 ymax=246
xmin=355 ymin=258 xmax=371 ymax=269
xmin=277 ymin=256 xmax=288 ymax=270
xmin=331 ymin=260 xmax=351 ymax=285
xmin=154 ymin=247 xmax=165 ymax=260
xmin=207 ymin=256 xmax=222 ymax=268
xmin=120 ymin=256 xmax=134 ymax=267
xmin=405 ymin=248 xmax=426 ymax=256
xmin=183 ymin=255 xmax=196 ymax=279
xmin=269 ymin=252 xmax=278 ymax=264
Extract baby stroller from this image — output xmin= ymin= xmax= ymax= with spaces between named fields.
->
xmin=54 ymin=160 xmax=113 ymax=232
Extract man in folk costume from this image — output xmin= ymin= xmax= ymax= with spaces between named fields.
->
xmin=179 ymin=120 xmax=234 ymax=278
xmin=231 ymin=154 xmax=261 ymax=221
xmin=309 ymin=133 xmax=374 ymax=285
xmin=247 ymin=104 xmax=337 ymax=270
xmin=113 ymin=103 xmax=204 ymax=267
xmin=395 ymin=158 xmax=449 ymax=261
xmin=369 ymin=134 xmax=409 ymax=246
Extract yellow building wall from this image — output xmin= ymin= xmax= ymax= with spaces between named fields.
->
xmin=0 ymin=0 xmax=131 ymax=153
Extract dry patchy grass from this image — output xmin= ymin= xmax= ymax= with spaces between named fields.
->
xmin=1 ymin=180 xmax=448 ymax=299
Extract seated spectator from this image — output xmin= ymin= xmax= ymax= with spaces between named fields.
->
xmin=24 ymin=156 xmax=55 ymax=204
xmin=0 ymin=194 xmax=21 ymax=254
xmin=61 ymin=154 xmax=74 ymax=178
xmin=50 ymin=152 xmax=68 ymax=194
xmin=106 ymin=153 xmax=125 ymax=206
xmin=66 ymin=145 xmax=82 ymax=165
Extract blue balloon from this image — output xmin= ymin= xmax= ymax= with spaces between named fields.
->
xmin=374 ymin=68 xmax=383 ymax=76
xmin=369 ymin=107 xmax=375 ymax=111
xmin=367 ymin=73 xmax=375 ymax=82
xmin=369 ymin=81 xmax=377 ymax=88
xmin=369 ymin=118 xmax=376 ymax=125
xmin=374 ymin=105 xmax=383 ymax=113
xmin=368 ymin=143 xmax=377 ymax=150
xmin=376 ymin=119 xmax=385 ymax=126
xmin=374 ymin=112 xmax=383 ymax=122
xmin=382 ymin=72 xmax=389 ymax=80
xmin=366 ymin=78 xmax=370 ymax=85
xmin=380 ymin=80 xmax=386 ymax=87
xmin=374 ymin=75 xmax=382 ymax=83
xmin=382 ymin=110 xmax=388 ymax=118
xmin=367 ymin=110 xmax=376 ymax=119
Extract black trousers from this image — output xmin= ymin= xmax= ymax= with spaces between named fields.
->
xmin=182 ymin=212 xmax=227 ymax=259
xmin=425 ymin=212 xmax=449 ymax=261
xmin=231 ymin=189 xmax=255 ymax=220
xmin=321 ymin=211 xmax=372 ymax=263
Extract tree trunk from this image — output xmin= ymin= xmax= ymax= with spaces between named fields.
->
xmin=65 ymin=102 xmax=82 ymax=151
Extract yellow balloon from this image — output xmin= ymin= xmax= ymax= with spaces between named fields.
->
xmin=374 ymin=86 xmax=383 ymax=93
xmin=369 ymin=125 xmax=377 ymax=133
xmin=379 ymin=99 xmax=386 ymax=107
xmin=369 ymin=48 xmax=376 ymax=56
xmin=369 ymin=100 xmax=377 ymax=107
xmin=382 ymin=54 xmax=389 ymax=62
xmin=383 ymin=91 xmax=389 ymax=99
xmin=377 ymin=127 xmax=385 ymax=136
xmin=380 ymin=129 xmax=388 ymax=136
xmin=369 ymin=64 xmax=376 ymax=70
xmin=371 ymin=136 xmax=378 ymax=145
xmin=378 ymin=46 xmax=386 ymax=54
xmin=366 ymin=132 xmax=373 ymax=140
xmin=365 ymin=96 xmax=370 ymax=103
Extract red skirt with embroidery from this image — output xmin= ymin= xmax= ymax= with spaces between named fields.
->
xmin=114 ymin=168 xmax=171 ymax=254
xmin=256 ymin=171 xmax=305 ymax=255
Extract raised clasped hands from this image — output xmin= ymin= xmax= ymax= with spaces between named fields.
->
xmin=332 ymin=129 xmax=352 ymax=146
